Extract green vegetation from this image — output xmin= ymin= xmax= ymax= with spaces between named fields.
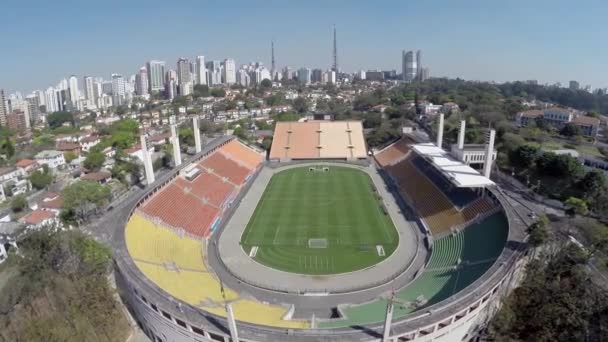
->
xmin=60 ymin=180 xmax=111 ymax=224
xmin=10 ymin=195 xmax=27 ymax=213
xmin=83 ymin=150 xmax=105 ymax=170
xmin=46 ymin=111 xmax=74 ymax=129
xmin=240 ymin=166 xmax=398 ymax=275
xmin=487 ymin=244 xmax=608 ymax=341
xmin=63 ymin=151 xmax=78 ymax=164
xmin=28 ymin=165 xmax=53 ymax=190
xmin=507 ymin=144 xmax=608 ymax=217
xmin=0 ymin=228 xmax=129 ymax=341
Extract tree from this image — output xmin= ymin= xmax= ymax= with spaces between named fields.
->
xmin=527 ymin=215 xmax=549 ymax=247
xmin=61 ymin=180 xmax=111 ymax=223
xmin=261 ymin=137 xmax=272 ymax=151
xmin=1 ymin=136 xmax=15 ymax=158
xmin=260 ymin=79 xmax=272 ymax=89
xmin=10 ymin=195 xmax=28 ymax=213
xmin=210 ymin=88 xmax=226 ymax=98
xmin=560 ymin=123 xmax=582 ymax=137
xmin=29 ymin=166 xmax=53 ymax=190
xmin=64 ymin=151 xmax=77 ymax=164
xmin=83 ymin=151 xmax=105 ymax=171
xmin=193 ymin=84 xmax=210 ymax=98
xmin=47 ymin=111 xmax=74 ymax=129
xmin=509 ymin=145 xmax=540 ymax=169
xmin=578 ymin=169 xmax=607 ymax=200
xmin=565 ymin=197 xmax=589 ymax=217
xmin=293 ymin=97 xmax=309 ymax=113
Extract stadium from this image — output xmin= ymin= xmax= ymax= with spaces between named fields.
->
xmin=113 ymin=118 xmax=528 ymax=342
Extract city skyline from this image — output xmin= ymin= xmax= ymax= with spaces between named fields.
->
xmin=1 ymin=0 xmax=607 ymax=92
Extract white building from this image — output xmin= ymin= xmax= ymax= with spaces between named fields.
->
xmin=83 ymin=76 xmax=96 ymax=106
xmin=147 ymin=60 xmax=166 ymax=92
xmin=136 ymin=67 xmax=149 ymax=96
xmin=196 ymin=56 xmax=207 ymax=86
xmin=34 ymin=150 xmax=66 ymax=169
xmin=111 ymin=74 xmax=126 ymax=105
xmin=223 ymin=59 xmax=236 ymax=85
xmin=68 ymin=75 xmax=79 ymax=107
xmin=237 ymin=69 xmax=250 ymax=87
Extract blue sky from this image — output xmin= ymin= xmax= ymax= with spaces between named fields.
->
xmin=2 ymin=0 xmax=607 ymax=93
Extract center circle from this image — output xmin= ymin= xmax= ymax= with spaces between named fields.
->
xmin=239 ymin=165 xmax=399 ymax=275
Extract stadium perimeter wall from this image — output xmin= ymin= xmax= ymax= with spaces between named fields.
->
xmin=113 ymin=137 xmax=529 ymax=342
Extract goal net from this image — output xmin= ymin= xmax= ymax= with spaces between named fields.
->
xmin=308 ymin=167 xmax=330 ymax=172
xmin=308 ymin=238 xmax=328 ymax=248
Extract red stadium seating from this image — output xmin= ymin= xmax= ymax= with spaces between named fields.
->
xmin=138 ymin=139 xmax=264 ymax=239
xmin=199 ymin=152 xmax=252 ymax=185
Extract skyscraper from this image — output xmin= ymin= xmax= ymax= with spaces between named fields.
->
xmin=402 ymin=50 xmax=417 ymax=82
xmin=415 ymin=50 xmax=422 ymax=80
xmin=223 ymin=59 xmax=236 ymax=85
xmin=136 ymin=67 xmax=149 ymax=96
xmin=84 ymin=76 xmax=95 ymax=105
xmin=146 ymin=60 xmax=165 ymax=92
xmin=206 ymin=61 xmax=222 ymax=85
xmin=297 ymin=68 xmax=311 ymax=85
xmin=0 ymin=89 xmax=7 ymax=127
xmin=196 ymin=56 xmax=207 ymax=86
xmin=111 ymin=74 xmax=125 ymax=105
xmin=68 ymin=75 xmax=79 ymax=108
xmin=177 ymin=58 xmax=191 ymax=87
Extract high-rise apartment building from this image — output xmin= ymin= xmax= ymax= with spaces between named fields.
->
xmin=206 ymin=61 xmax=222 ymax=85
xmin=196 ymin=56 xmax=207 ymax=86
xmin=177 ymin=58 xmax=191 ymax=87
xmin=84 ymin=76 xmax=95 ymax=106
xmin=68 ymin=75 xmax=79 ymax=108
xmin=0 ymin=89 xmax=7 ymax=127
xmin=222 ymin=59 xmax=236 ymax=85
xmin=297 ymin=68 xmax=311 ymax=85
xmin=146 ymin=60 xmax=165 ymax=92
xmin=111 ymin=74 xmax=125 ymax=105
xmin=402 ymin=50 xmax=417 ymax=82
xmin=135 ymin=67 xmax=149 ymax=96
xmin=311 ymin=69 xmax=323 ymax=83
xmin=415 ymin=50 xmax=422 ymax=80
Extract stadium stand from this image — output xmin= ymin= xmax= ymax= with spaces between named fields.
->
xmin=411 ymin=156 xmax=478 ymax=208
xmin=374 ymin=138 xmax=413 ymax=167
xmin=319 ymin=212 xmax=508 ymax=328
xmin=173 ymin=172 xmax=235 ymax=208
xmin=221 ymin=139 xmax=264 ymax=170
xmin=387 ymin=157 xmax=465 ymax=235
xmin=140 ymin=184 xmax=220 ymax=237
xmin=269 ymin=121 xmax=367 ymax=160
xmin=199 ymin=152 xmax=252 ymax=185
xmin=125 ymin=213 xmax=308 ymax=328
xmin=139 ymin=140 xmax=263 ymax=238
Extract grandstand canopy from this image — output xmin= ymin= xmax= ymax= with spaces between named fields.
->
xmin=412 ymin=143 xmax=495 ymax=188
xmin=269 ymin=121 xmax=367 ymax=161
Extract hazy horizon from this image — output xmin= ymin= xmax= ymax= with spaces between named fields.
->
xmin=2 ymin=0 xmax=607 ymax=93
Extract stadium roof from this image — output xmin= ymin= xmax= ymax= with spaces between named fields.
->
xmin=412 ymin=143 xmax=495 ymax=188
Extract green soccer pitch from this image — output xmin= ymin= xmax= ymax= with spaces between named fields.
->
xmin=240 ymin=166 xmax=399 ymax=275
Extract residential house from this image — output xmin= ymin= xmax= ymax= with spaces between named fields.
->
xmin=34 ymin=150 xmax=66 ymax=169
